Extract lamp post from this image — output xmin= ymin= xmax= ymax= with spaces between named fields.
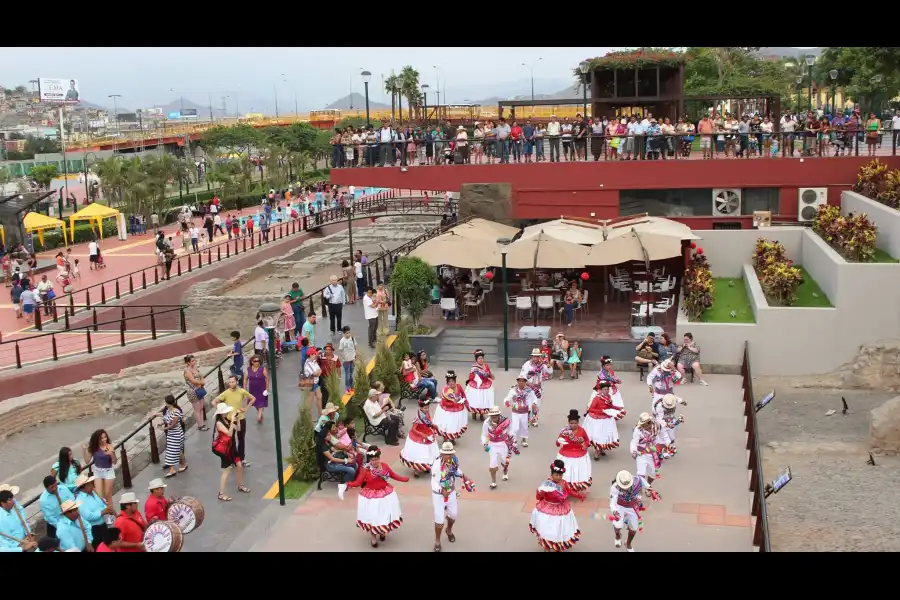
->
xmin=83 ymin=151 xmax=98 ymax=204
xmin=795 ymin=75 xmax=803 ymax=118
xmin=804 ymin=55 xmax=816 ymax=113
xmin=521 ymin=58 xmax=542 ymax=115
xmin=578 ymin=61 xmax=590 ymax=119
xmin=829 ymin=69 xmax=839 ymax=114
xmin=258 ymin=302 xmax=286 ymax=506
xmin=421 ymin=84 xmax=429 ymax=127
xmin=498 ymin=237 xmax=512 ymax=370
xmin=108 ymin=94 xmax=121 ymax=154
xmin=361 ymin=71 xmax=372 ymax=128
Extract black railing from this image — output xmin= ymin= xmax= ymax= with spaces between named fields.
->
xmin=741 ymin=340 xmax=771 ymax=552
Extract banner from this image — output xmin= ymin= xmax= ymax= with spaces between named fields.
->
xmin=38 ymin=78 xmax=81 ymax=104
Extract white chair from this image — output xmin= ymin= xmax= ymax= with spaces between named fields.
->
xmin=631 ymin=303 xmax=649 ymax=326
xmin=577 ymin=289 xmax=589 ymax=317
xmin=537 ymin=295 xmax=555 ymax=322
xmin=440 ymin=297 xmax=457 ymax=320
xmin=464 ymin=296 xmax=482 ymax=321
xmin=515 ymin=296 xmax=532 ymax=322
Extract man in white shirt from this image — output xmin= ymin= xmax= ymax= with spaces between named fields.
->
xmin=36 ymin=275 xmax=54 ymax=316
xmin=780 ymin=112 xmax=797 ymax=156
xmin=323 ymin=275 xmax=347 ymax=336
xmin=354 ymin=258 xmax=364 ymax=300
xmin=546 ymin=115 xmax=561 ymax=162
xmin=892 ymin=113 xmax=900 ymax=149
xmin=213 ymin=214 xmax=224 ymax=237
xmin=496 ymin=118 xmax=511 ymax=164
xmin=337 ymin=325 xmax=357 ymax=391
xmin=88 ymin=240 xmax=99 ymax=270
xmin=253 ymin=320 xmax=269 ymax=362
xmin=362 ymin=287 xmax=379 ymax=348
xmin=363 ymin=389 xmax=400 ymax=445
xmin=378 ymin=124 xmax=395 ymax=167
xmin=189 ymin=225 xmax=200 ymax=252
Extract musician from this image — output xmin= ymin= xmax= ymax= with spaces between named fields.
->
xmin=503 ymin=376 xmax=539 ymax=448
xmin=39 ymin=475 xmax=75 ymax=538
xmin=56 ymin=500 xmax=92 ymax=552
xmin=145 ymin=478 xmax=172 ymax=524
xmin=519 ymin=348 xmax=552 ymax=426
xmin=113 ymin=492 xmax=148 ymax=552
xmin=74 ymin=472 xmax=115 ymax=548
xmin=96 ymin=527 xmax=122 ymax=552
xmin=0 ymin=488 xmax=36 ymax=552
xmin=480 ymin=405 xmax=518 ymax=489
xmin=37 ymin=536 xmax=61 ymax=552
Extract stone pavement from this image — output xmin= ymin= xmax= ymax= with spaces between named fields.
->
xmin=247 ymin=365 xmax=755 ymax=553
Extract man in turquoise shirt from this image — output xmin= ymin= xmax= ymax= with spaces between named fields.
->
xmin=0 ymin=488 xmax=36 ymax=551
xmin=56 ymin=499 xmax=90 ymax=552
xmin=302 ymin=312 xmax=317 ymax=346
xmin=74 ymin=473 xmax=114 ymax=547
xmin=39 ymin=475 xmax=74 ymax=538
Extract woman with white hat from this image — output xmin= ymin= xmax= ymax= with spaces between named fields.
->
xmin=646 ymin=359 xmax=681 ymax=409
xmin=583 ymin=381 xmax=626 ymax=460
xmin=653 ymin=393 xmax=687 ymax=457
xmin=608 ymin=470 xmax=644 ymax=552
xmin=555 ymin=410 xmax=593 ymax=492
xmin=519 ymin=348 xmax=552 ymax=426
xmin=432 ymin=371 xmax=469 ymax=442
xmin=345 ymin=445 xmax=409 ymax=548
xmin=400 ymin=398 xmax=440 ymax=477
xmin=529 ymin=459 xmax=585 ymax=552
xmin=465 ymin=349 xmax=495 ymax=421
xmin=481 ymin=406 xmax=518 ymax=489
xmin=213 ymin=403 xmax=249 ymax=502
xmin=504 ymin=376 xmax=539 ymax=448
xmin=429 ymin=441 xmax=475 ymax=552
xmin=629 ymin=413 xmax=663 ymax=493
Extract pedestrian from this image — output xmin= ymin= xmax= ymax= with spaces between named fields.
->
xmin=189 ymin=224 xmax=200 ymax=253
xmin=342 ymin=260 xmax=356 ymax=303
xmin=212 ymin=374 xmax=256 ymax=466
xmin=302 ymin=312 xmax=317 ymax=347
xmin=338 ymin=325 xmax=357 ymax=391
xmin=227 ymin=330 xmax=244 ymax=385
xmin=363 ymin=287 xmax=378 ymax=348
xmin=354 ymin=252 xmax=365 ymax=298
xmin=88 ymin=238 xmax=99 ymax=270
xmin=245 ymin=354 xmax=269 ymax=423
xmin=155 ymin=394 xmax=187 ymax=477
xmin=182 ymin=355 xmax=209 ymax=431
xmin=213 ymin=404 xmax=250 ymax=501
xmin=288 ymin=282 xmax=305 ymax=338
xmin=375 ymin=281 xmax=391 ymax=336
xmin=83 ymin=429 xmax=116 ymax=509
xmin=319 ymin=342 xmax=342 ymax=408
xmin=19 ymin=283 xmax=35 ymax=324
xmin=253 ymin=318 xmax=269 ymax=364
xmin=324 ymin=275 xmax=346 ymax=335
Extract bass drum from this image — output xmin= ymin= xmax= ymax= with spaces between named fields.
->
xmin=167 ymin=496 xmax=205 ymax=534
xmin=143 ymin=521 xmax=184 ymax=552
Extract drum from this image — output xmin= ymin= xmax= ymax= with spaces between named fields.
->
xmin=167 ymin=496 xmax=205 ymax=534
xmin=143 ymin=521 xmax=184 ymax=552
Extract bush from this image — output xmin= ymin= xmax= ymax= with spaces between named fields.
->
xmin=34 ymin=220 xmax=119 ymax=253
xmin=390 ymin=257 xmax=438 ymax=326
xmin=753 ymin=238 xmax=803 ymax=306
xmin=289 ymin=403 xmax=319 ymax=482
xmin=813 ymin=204 xmax=877 ymax=262
xmin=371 ymin=341 xmax=400 ymax=398
xmin=681 ymin=249 xmax=714 ymax=320
xmin=854 ymin=159 xmax=900 ymax=209
xmin=346 ymin=349 xmax=371 ymax=421
xmin=392 ymin=320 xmax=414 ymax=364
xmin=323 ymin=368 xmax=343 ymax=411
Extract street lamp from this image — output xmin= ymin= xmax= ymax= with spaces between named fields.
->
xmin=579 ymin=61 xmax=590 ymax=119
xmin=804 ymin=55 xmax=816 ymax=112
xmin=521 ymin=57 xmax=543 ymax=114
xmin=795 ymin=75 xmax=803 ymax=117
xmin=83 ymin=151 xmax=98 ymax=204
xmin=361 ymin=71 xmax=372 ymax=128
xmin=421 ymin=84 xmax=429 ymax=127
xmin=829 ymin=69 xmax=839 ymax=114
xmin=258 ymin=301 xmax=286 ymax=507
xmin=108 ymin=94 xmax=122 ymax=153
xmin=497 ymin=237 xmax=512 ymax=370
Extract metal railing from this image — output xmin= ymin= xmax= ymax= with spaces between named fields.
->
xmin=330 ymin=129 xmax=900 ymax=167
xmin=741 ymin=341 xmax=771 ymax=552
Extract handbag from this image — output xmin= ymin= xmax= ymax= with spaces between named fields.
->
xmin=194 ymin=386 xmax=207 ymax=400
xmin=212 ymin=430 xmax=233 ymax=460
xmin=46 ymin=289 xmax=56 ymax=300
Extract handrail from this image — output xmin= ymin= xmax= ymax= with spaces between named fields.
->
xmin=741 ymin=340 xmax=771 ymax=552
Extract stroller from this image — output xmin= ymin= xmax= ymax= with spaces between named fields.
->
xmin=96 ymin=253 xmax=108 ymax=269
xmin=443 ymin=141 xmax=458 ymax=164
xmin=60 ymin=273 xmax=73 ymax=294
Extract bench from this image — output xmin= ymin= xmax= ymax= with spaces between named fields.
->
xmin=362 ymin=410 xmax=389 ymax=443
xmin=398 ymin=376 xmax=429 ymax=411
xmin=315 ymin=430 xmax=349 ymax=490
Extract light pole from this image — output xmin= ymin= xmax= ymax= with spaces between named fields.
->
xmin=579 ymin=62 xmax=590 ymax=119
xmin=83 ymin=151 xmax=97 ymax=203
xmin=795 ymin=75 xmax=803 ymax=118
xmin=258 ymin=302 xmax=286 ymax=506
xmin=421 ymin=84 xmax=429 ymax=127
xmin=829 ymin=69 xmax=838 ymax=114
xmin=804 ymin=55 xmax=816 ymax=113
xmin=521 ymin=58 xmax=542 ymax=115
xmin=108 ymin=94 xmax=121 ymax=154
xmin=433 ymin=65 xmax=443 ymax=113
xmin=361 ymin=71 xmax=372 ymax=128
xmin=498 ymin=237 xmax=512 ymax=370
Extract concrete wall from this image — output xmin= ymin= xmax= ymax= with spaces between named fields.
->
xmin=842 ymin=191 xmax=900 ymax=259
xmin=694 ymin=228 xmax=803 ymax=278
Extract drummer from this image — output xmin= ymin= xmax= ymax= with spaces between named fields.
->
xmin=113 ymin=492 xmax=148 ymax=552
xmin=145 ymin=478 xmax=172 ymax=524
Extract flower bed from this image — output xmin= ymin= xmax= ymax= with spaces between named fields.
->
xmin=812 ymin=204 xmax=878 ymax=262
xmin=681 ymin=244 xmax=713 ymax=320
xmin=752 ymin=238 xmax=804 ymax=306
xmin=698 ymin=278 xmax=755 ymax=323
xmin=854 ymin=159 xmax=900 ymax=209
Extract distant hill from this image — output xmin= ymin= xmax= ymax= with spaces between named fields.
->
xmin=324 ymin=93 xmax=390 ymax=111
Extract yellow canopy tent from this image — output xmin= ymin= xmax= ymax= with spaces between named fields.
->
xmin=69 ymin=203 xmax=120 ymax=240
xmin=23 ymin=212 xmax=68 ymax=247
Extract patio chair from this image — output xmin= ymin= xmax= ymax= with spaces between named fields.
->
xmin=536 ymin=295 xmax=555 ymax=322
xmin=440 ymin=297 xmax=458 ymax=320
xmin=573 ymin=290 xmax=589 ymax=320
xmin=515 ymin=296 xmax=532 ymax=322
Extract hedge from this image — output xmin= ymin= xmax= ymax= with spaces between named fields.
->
xmin=34 ymin=221 xmax=119 ymax=253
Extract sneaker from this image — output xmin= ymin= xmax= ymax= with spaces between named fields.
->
xmin=489 ymin=483 xmax=498 ymax=489
xmin=522 ymin=440 xmax=528 ymax=448
xmin=627 ymin=548 xmax=635 ymax=553
xmin=242 ymin=461 xmax=252 ymax=467
xmin=699 ymin=380 xmax=709 ymax=386
xmin=502 ymin=474 xmax=509 ymax=481
xmin=614 ymin=540 xmax=622 ymax=548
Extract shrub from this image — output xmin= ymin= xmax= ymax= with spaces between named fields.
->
xmin=813 ymin=204 xmax=877 ymax=262
xmin=33 ymin=221 xmax=118 ymax=253
xmin=371 ymin=341 xmax=400 ymax=397
xmin=289 ymin=403 xmax=319 ymax=481
xmin=390 ymin=256 xmax=438 ymax=326
xmin=392 ymin=320 xmax=414 ymax=364
xmin=323 ymin=368 xmax=343 ymax=412
xmin=752 ymin=237 xmax=803 ymax=306
xmin=853 ymin=159 xmax=900 ymax=209
xmin=346 ymin=349 xmax=371 ymax=421
xmin=681 ymin=250 xmax=714 ymax=320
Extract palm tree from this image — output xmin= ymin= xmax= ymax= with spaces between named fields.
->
xmin=399 ymin=66 xmax=421 ymax=121
xmin=384 ymin=74 xmax=401 ymax=122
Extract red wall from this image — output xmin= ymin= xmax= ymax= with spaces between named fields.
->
xmin=331 ymin=157 xmax=900 ymax=226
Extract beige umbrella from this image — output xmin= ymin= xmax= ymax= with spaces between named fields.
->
xmin=586 ymin=229 xmax=684 ymax=266
xmin=519 ymin=219 xmax=607 ymax=245
xmin=604 ymin=216 xmax=701 ymax=241
xmin=408 ymin=231 xmax=501 ymax=268
xmin=502 ymin=232 xmax=589 ymax=269
xmin=452 ymin=218 xmax=521 ymax=241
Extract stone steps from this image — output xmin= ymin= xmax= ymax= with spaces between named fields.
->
xmin=434 ymin=328 xmax=502 ymax=365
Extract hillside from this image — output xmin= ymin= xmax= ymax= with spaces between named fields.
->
xmin=324 ymin=93 xmax=390 ymax=111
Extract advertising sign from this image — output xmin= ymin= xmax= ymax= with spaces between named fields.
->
xmin=116 ymin=112 xmax=138 ymax=123
xmin=181 ymin=108 xmax=198 ymax=119
xmin=38 ymin=78 xmax=81 ymax=104
xmin=167 ymin=112 xmax=181 ymax=119
xmin=146 ymin=107 xmax=164 ymax=119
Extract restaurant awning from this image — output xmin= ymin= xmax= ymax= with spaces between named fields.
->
xmin=450 ymin=218 xmax=520 ymax=241
xmin=502 ymin=231 xmax=589 ymax=269
xmin=408 ymin=231 xmax=501 ymax=268
xmin=585 ymin=229 xmax=685 ymax=266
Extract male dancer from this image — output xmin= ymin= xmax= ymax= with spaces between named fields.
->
xmin=647 ymin=358 xmax=681 ymax=408
xmin=608 ymin=470 xmax=644 ymax=552
xmin=430 ymin=442 xmax=474 ymax=553
xmin=504 ymin=376 xmax=539 ymax=448
xmin=481 ymin=405 xmax=518 ymax=489
xmin=653 ymin=393 xmax=687 ymax=457
xmin=630 ymin=413 xmax=663 ymax=496
xmin=520 ymin=348 xmax=552 ymax=426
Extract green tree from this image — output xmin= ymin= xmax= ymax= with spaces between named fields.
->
xmin=390 ymin=257 xmax=438 ymax=327
xmin=0 ymin=166 xmax=11 ymax=187
xmin=815 ymin=47 xmax=900 ymax=115
xmin=29 ymin=164 xmax=58 ymax=189
xmin=338 ymin=116 xmax=382 ymax=131
xmin=384 ymin=73 xmax=401 ymax=121
xmin=24 ymin=136 xmax=61 ymax=155
xmin=141 ymin=154 xmax=189 ymax=217
xmin=399 ymin=65 xmax=422 ymax=120
xmin=371 ymin=341 xmax=400 ymax=397
xmin=392 ymin=320 xmax=413 ymax=364
xmin=346 ymin=349 xmax=371 ymax=421
xmin=289 ymin=403 xmax=319 ymax=481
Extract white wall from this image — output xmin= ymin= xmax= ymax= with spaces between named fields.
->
xmin=841 ymin=190 xmax=900 ymax=259
xmin=694 ymin=228 xmax=803 ymax=278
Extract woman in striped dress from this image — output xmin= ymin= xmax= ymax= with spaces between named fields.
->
xmin=158 ymin=394 xmax=188 ymax=478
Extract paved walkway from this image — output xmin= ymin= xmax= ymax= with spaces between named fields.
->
xmin=245 ymin=365 xmax=754 ymax=553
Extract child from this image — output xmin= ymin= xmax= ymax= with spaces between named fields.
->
xmin=299 ymin=337 xmax=310 ymax=371
xmin=72 ymin=258 xmax=81 ymax=281
xmin=280 ymin=295 xmax=295 ymax=343
xmin=539 ymin=340 xmax=552 ymax=380
xmin=567 ymin=340 xmax=583 ymax=379
xmin=199 ymin=230 xmax=208 ymax=251
xmin=228 ymin=330 xmax=244 ymax=385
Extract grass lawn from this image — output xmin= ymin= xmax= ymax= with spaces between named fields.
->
xmin=699 ymin=278 xmax=755 ymax=323
xmin=871 ymin=248 xmax=899 ymax=263
xmin=794 ymin=267 xmax=833 ymax=307
xmin=284 ymin=477 xmax=313 ymax=500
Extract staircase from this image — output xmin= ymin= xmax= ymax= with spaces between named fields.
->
xmin=433 ymin=328 xmax=502 ymax=366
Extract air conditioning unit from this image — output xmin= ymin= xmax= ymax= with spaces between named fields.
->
xmin=797 ymin=187 xmax=828 ymax=222
xmin=712 ymin=189 xmax=742 ymax=216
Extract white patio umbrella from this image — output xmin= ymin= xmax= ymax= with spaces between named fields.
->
xmin=585 ymin=229 xmax=685 ymax=266
xmin=519 ymin=219 xmax=607 ymax=245
xmin=451 ymin=218 xmax=521 ymax=241
xmin=408 ymin=231 xmax=501 ymax=268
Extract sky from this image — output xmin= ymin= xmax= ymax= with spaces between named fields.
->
xmin=7 ymin=47 xmax=816 ymax=114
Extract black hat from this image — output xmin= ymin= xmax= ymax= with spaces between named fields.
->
xmin=567 ymin=409 xmax=581 ymax=421
xmin=473 ymin=349 xmax=485 ymax=358
xmin=445 ymin=370 xmax=457 ymax=380
xmin=551 ymin=459 xmax=566 ymax=474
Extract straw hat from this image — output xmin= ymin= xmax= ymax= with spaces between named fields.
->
xmin=661 ymin=359 xmax=675 ymax=371
xmin=615 ymin=470 xmax=634 ymax=490
xmin=322 ymin=402 xmax=339 ymax=416
xmin=0 ymin=484 xmax=20 ymax=496
xmin=440 ymin=442 xmax=456 ymax=455
xmin=59 ymin=499 xmax=81 ymax=513
xmin=74 ymin=473 xmax=96 ymax=489
xmin=148 ymin=478 xmax=167 ymax=491
xmin=515 ymin=375 xmax=527 ymax=381
xmin=638 ymin=412 xmax=653 ymax=425
xmin=487 ymin=406 xmax=501 ymax=416
xmin=662 ymin=394 xmax=679 ymax=409
xmin=119 ymin=492 xmax=139 ymax=505
xmin=531 ymin=348 xmax=542 ymax=357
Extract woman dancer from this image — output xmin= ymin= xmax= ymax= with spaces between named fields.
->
xmin=529 ymin=459 xmax=585 ymax=552
xmin=555 ymin=410 xmax=593 ymax=492
xmin=465 ymin=349 xmax=495 ymax=421
xmin=432 ymin=371 xmax=468 ymax=441
xmin=582 ymin=381 xmax=626 ymax=460
xmin=598 ymin=356 xmax=625 ymax=410
xmin=480 ymin=406 xmax=518 ymax=489
xmin=345 ymin=446 xmax=409 ymax=548
xmin=400 ymin=398 xmax=439 ymax=477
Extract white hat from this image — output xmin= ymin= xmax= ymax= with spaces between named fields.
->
xmin=367 ymin=389 xmax=379 ymax=398
xmin=661 ymin=359 xmax=675 ymax=371
xmin=74 ymin=473 xmax=96 ymax=489
xmin=59 ymin=499 xmax=81 ymax=513
xmin=0 ymin=484 xmax=20 ymax=496
xmin=148 ymin=478 xmax=167 ymax=491
xmin=662 ymin=394 xmax=678 ymax=409
xmin=215 ymin=403 xmax=235 ymax=416
xmin=487 ymin=406 xmax=501 ymax=416
xmin=531 ymin=348 xmax=542 ymax=357
xmin=615 ymin=470 xmax=634 ymax=490
xmin=119 ymin=492 xmax=139 ymax=505
xmin=440 ymin=442 xmax=456 ymax=455
xmin=457 ymin=125 xmax=465 ymax=130
xmin=638 ymin=412 xmax=653 ymax=425
xmin=323 ymin=402 xmax=340 ymax=415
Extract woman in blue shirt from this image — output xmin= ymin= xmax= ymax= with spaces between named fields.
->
xmin=51 ymin=447 xmax=82 ymax=494
xmin=658 ymin=333 xmax=678 ymax=363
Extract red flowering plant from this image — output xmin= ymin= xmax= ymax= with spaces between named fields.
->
xmin=575 ymin=48 xmax=685 ymax=76
xmin=681 ymin=249 xmax=714 ymax=320
xmin=752 ymin=238 xmax=802 ymax=306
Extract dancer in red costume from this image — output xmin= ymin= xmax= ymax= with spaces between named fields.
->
xmin=555 ymin=410 xmax=593 ymax=492
xmin=345 ymin=446 xmax=409 ymax=548
xmin=582 ymin=380 xmax=627 ymax=460
xmin=432 ymin=371 xmax=469 ymax=441
xmin=400 ymin=398 xmax=439 ymax=477
xmin=528 ymin=459 xmax=585 ymax=552
xmin=465 ymin=350 xmax=494 ymax=421
xmin=597 ymin=356 xmax=626 ymax=410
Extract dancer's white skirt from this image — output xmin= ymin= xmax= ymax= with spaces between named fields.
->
xmin=557 ymin=453 xmax=593 ymax=490
xmin=611 ymin=389 xmax=625 ymax=409
xmin=400 ymin=438 xmax=439 ymax=472
xmin=356 ymin=490 xmax=403 ymax=534
xmin=465 ymin=386 xmax=494 ymax=413
xmin=529 ymin=509 xmax=581 ymax=551
xmin=433 ymin=407 xmax=468 ymax=440
xmin=582 ymin=416 xmax=619 ymax=450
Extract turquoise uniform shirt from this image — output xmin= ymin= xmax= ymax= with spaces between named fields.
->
xmin=52 ymin=461 xmax=80 ymax=494
xmin=75 ymin=490 xmax=107 ymax=527
xmin=0 ymin=503 xmax=30 ymax=551
xmin=56 ymin=518 xmax=86 ymax=552
xmin=39 ymin=486 xmax=75 ymax=528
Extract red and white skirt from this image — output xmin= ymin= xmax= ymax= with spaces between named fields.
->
xmin=529 ymin=508 xmax=581 ymax=552
xmin=356 ymin=490 xmax=403 ymax=535
xmin=557 ymin=453 xmax=593 ymax=491
xmin=400 ymin=436 xmax=439 ymax=473
xmin=433 ymin=407 xmax=468 ymax=440
xmin=582 ymin=416 xmax=619 ymax=451
xmin=465 ymin=386 xmax=493 ymax=415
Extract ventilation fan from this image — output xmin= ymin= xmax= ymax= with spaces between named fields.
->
xmin=712 ymin=189 xmax=742 ymax=216
xmin=797 ymin=187 xmax=827 ymax=222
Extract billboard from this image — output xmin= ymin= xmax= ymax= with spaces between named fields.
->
xmin=116 ymin=112 xmax=138 ymax=123
xmin=181 ymin=108 xmax=198 ymax=118
xmin=146 ymin=107 xmax=164 ymax=119
xmin=38 ymin=78 xmax=81 ymax=104
xmin=167 ymin=111 xmax=181 ymax=119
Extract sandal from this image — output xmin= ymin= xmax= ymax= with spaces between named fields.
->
xmin=433 ymin=543 xmax=442 ymax=553
xmin=218 ymin=493 xmax=232 ymax=502
xmin=177 ymin=466 xmax=188 ymax=473
xmin=199 ymin=425 xmax=210 ymax=432
xmin=164 ymin=471 xmax=177 ymax=478
xmin=238 ymin=485 xmax=251 ymax=493
xmin=446 ymin=532 xmax=456 ymax=543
